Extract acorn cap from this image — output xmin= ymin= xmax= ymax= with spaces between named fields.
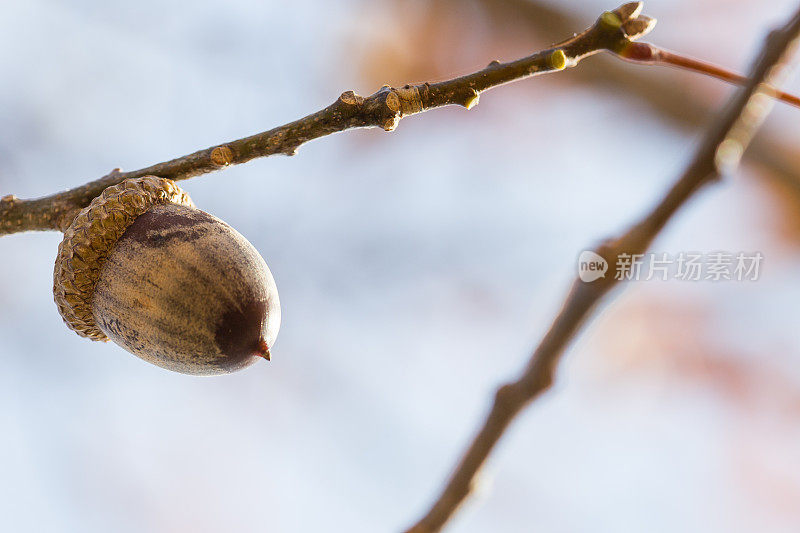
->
xmin=53 ymin=176 xmax=194 ymax=340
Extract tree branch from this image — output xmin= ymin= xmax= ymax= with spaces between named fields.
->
xmin=0 ymin=3 xmax=651 ymax=236
xmin=617 ymin=40 xmax=800 ymax=109
xmin=403 ymin=5 xmax=800 ymax=533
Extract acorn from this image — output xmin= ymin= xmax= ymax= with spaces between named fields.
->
xmin=53 ymin=176 xmax=280 ymax=375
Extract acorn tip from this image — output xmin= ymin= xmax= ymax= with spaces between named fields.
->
xmin=257 ymin=338 xmax=271 ymax=361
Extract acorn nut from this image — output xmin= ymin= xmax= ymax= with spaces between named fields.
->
xmin=53 ymin=176 xmax=281 ymax=375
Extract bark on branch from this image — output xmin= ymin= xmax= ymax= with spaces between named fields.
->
xmin=403 ymin=5 xmax=800 ymax=533
xmin=0 ymin=2 xmax=651 ymax=235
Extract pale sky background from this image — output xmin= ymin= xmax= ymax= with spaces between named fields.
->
xmin=1 ymin=1 xmax=800 ymax=532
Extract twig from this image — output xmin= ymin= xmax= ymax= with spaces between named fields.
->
xmin=0 ymin=2 xmax=657 ymax=235
xmin=616 ymin=40 xmax=800 ymax=108
xmin=403 ymin=5 xmax=800 ymax=533
xmin=482 ymin=0 xmax=800 ymax=215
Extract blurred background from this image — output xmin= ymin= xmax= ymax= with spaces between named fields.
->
xmin=1 ymin=0 xmax=800 ymax=531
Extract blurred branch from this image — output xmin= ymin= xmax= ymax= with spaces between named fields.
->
xmin=0 ymin=2 xmax=650 ymax=236
xmin=404 ymin=5 xmax=800 ymax=533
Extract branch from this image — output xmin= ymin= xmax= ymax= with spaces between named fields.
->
xmin=0 ymin=3 xmax=651 ymax=235
xmin=403 ymin=5 xmax=800 ymax=533
xmin=617 ymin=40 xmax=800 ymax=108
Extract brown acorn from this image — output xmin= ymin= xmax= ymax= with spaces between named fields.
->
xmin=53 ymin=176 xmax=280 ymax=375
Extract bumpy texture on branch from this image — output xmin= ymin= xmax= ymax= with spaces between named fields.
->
xmin=0 ymin=2 xmax=653 ymax=235
xmin=403 ymin=4 xmax=800 ymax=533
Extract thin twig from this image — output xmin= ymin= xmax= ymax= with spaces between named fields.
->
xmin=0 ymin=2 xmax=654 ymax=235
xmin=616 ymin=40 xmax=800 ymax=108
xmin=483 ymin=0 xmax=800 ymax=215
xmin=403 ymin=5 xmax=800 ymax=533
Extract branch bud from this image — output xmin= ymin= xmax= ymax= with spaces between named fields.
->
xmin=622 ymin=15 xmax=657 ymax=41
xmin=613 ymin=2 xmax=643 ymax=22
